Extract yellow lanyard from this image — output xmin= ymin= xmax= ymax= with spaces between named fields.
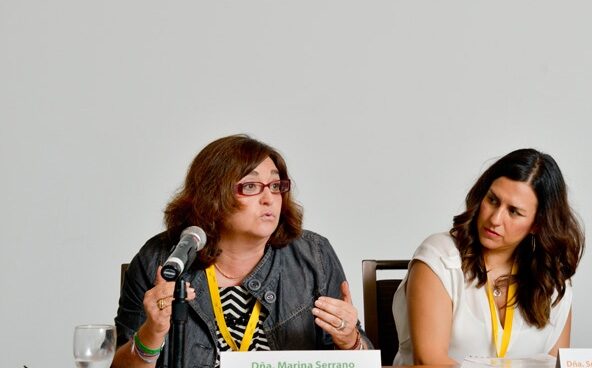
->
xmin=485 ymin=263 xmax=518 ymax=358
xmin=205 ymin=265 xmax=261 ymax=352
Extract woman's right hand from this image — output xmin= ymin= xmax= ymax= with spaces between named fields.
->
xmin=112 ymin=267 xmax=196 ymax=368
xmin=139 ymin=266 xmax=196 ymax=344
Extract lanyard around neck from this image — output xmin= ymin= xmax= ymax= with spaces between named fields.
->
xmin=485 ymin=263 xmax=518 ymax=358
xmin=205 ymin=265 xmax=261 ymax=352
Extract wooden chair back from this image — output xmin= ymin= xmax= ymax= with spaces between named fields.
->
xmin=362 ymin=259 xmax=410 ymax=365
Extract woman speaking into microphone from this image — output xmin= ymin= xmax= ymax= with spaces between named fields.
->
xmin=112 ymin=134 xmax=371 ymax=368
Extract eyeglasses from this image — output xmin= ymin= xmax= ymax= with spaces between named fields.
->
xmin=235 ymin=179 xmax=291 ymax=196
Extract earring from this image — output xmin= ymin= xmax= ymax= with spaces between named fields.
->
xmin=531 ymin=234 xmax=536 ymax=253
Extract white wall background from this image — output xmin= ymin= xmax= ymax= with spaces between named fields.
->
xmin=1 ymin=1 xmax=591 ymax=367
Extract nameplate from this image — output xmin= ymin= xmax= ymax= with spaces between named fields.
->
xmin=556 ymin=348 xmax=592 ymax=368
xmin=220 ymin=350 xmax=381 ymax=368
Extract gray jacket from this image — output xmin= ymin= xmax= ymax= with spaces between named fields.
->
xmin=115 ymin=230 xmax=371 ymax=368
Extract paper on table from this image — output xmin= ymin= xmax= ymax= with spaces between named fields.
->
xmin=461 ymin=354 xmax=556 ymax=368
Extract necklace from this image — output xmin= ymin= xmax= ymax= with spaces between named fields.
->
xmin=214 ymin=263 xmax=242 ymax=280
xmin=491 ymin=277 xmax=508 ymax=298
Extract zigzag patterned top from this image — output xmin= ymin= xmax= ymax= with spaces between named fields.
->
xmin=214 ymin=285 xmax=270 ymax=367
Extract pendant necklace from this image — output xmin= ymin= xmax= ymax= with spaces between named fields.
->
xmin=492 ymin=282 xmax=502 ymax=298
xmin=492 ymin=285 xmax=502 ymax=298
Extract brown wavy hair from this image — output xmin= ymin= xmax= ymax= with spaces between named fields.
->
xmin=450 ymin=148 xmax=584 ymax=328
xmin=164 ymin=134 xmax=303 ymax=267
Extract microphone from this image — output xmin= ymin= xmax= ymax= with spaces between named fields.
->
xmin=161 ymin=226 xmax=207 ymax=281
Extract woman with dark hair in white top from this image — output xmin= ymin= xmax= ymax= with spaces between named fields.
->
xmin=393 ymin=148 xmax=584 ymax=365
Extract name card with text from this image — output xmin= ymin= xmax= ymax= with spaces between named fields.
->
xmin=220 ymin=350 xmax=381 ymax=368
xmin=556 ymin=349 xmax=592 ymax=368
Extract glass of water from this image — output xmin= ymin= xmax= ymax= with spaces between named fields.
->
xmin=73 ymin=324 xmax=116 ymax=368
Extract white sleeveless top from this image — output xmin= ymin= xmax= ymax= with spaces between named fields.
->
xmin=392 ymin=232 xmax=572 ymax=365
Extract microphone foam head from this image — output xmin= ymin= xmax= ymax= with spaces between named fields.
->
xmin=182 ymin=226 xmax=207 ymax=250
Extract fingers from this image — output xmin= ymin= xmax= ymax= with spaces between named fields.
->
xmin=340 ymin=281 xmax=352 ymax=304
xmin=312 ymin=298 xmax=359 ymax=349
xmin=154 ymin=266 xmax=196 ymax=300
xmin=142 ymin=266 xmax=197 ymax=336
xmin=148 ymin=267 xmax=176 ymax=306
xmin=312 ymin=283 xmax=360 ymax=349
xmin=186 ymin=282 xmax=197 ymax=300
xmin=313 ymin=310 xmax=348 ymax=334
xmin=144 ymin=269 xmax=173 ymax=314
xmin=313 ymin=298 xmax=356 ymax=330
xmin=143 ymin=291 xmax=172 ymax=336
xmin=312 ymin=297 xmax=358 ymax=335
xmin=154 ymin=266 xmax=168 ymax=285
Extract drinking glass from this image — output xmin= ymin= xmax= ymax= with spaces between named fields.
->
xmin=73 ymin=324 xmax=116 ymax=368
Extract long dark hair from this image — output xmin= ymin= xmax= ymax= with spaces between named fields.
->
xmin=450 ymin=148 xmax=584 ymax=328
xmin=164 ymin=134 xmax=303 ymax=267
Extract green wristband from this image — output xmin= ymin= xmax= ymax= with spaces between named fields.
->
xmin=133 ymin=332 xmax=164 ymax=356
